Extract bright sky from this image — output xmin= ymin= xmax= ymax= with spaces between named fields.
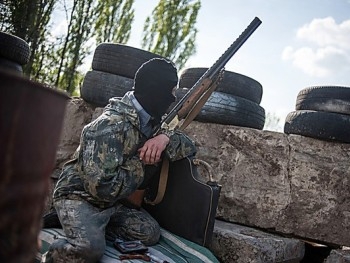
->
xmin=126 ymin=0 xmax=350 ymax=131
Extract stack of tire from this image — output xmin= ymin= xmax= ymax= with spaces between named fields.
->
xmin=177 ymin=68 xmax=265 ymax=130
xmin=284 ymin=86 xmax=350 ymax=143
xmin=80 ymin=43 xmax=169 ymax=107
xmin=0 ymin=31 xmax=30 ymax=75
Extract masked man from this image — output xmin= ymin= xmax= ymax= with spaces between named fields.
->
xmin=42 ymin=58 xmax=196 ymax=262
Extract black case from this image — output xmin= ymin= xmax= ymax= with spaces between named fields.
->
xmin=143 ymin=157 xmax=221 ymax=247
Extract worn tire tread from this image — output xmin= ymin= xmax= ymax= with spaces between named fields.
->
xmin=80 ymin=70 xmax=133 ymax=107
xmin=296 ymin=86 xmax=350 ymax=115
xmin=0 ymin=32 xmax=30 ymax=65
xmin=284 ymin=110 xmax=350 ymax=143
xmin=179 ymin=67 xmax=263 ymax=104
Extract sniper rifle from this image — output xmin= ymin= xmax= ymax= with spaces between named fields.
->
xmin=155 ymin=16 xmax=262 ymax=134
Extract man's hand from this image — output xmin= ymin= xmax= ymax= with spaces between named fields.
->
xmin=138 ymin=134 xmax=169 ymax=165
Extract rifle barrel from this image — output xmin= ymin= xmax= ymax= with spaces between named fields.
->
xmin=206 ymin=17 xmax=262 ymax=79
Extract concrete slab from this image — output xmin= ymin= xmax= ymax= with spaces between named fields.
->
xmin=210 ymin=220 xmax=305 ymax=263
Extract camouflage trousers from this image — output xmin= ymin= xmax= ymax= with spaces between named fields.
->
xmin=41 ymin=199 xmax=160 ymax=263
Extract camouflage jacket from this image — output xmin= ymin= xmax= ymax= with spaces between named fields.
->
xmin=53 ymin=95 xmax=197 ymax=208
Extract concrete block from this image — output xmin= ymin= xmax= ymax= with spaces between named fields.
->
xmin=210 ymin=220 xmax=304 ymax=263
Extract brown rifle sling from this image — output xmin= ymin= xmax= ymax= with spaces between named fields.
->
xmin=145 ymin=74 xmax=223 ymax=205
xmin=144 ymin=157 xmax=169 ymax=205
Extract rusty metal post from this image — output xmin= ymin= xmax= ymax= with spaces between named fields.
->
xmin=0 ymin=70 xmax=69 ymax=263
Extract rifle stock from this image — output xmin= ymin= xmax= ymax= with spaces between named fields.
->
xmin=156 ymin=17 xmax=262 ymax=133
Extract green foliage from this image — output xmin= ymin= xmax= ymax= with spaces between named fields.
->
xmin=141 ymin=0 xmax=201 ymax=69
xmin=55 ymin=0 xmax=96 ymax=94
xmin=0 ymin=0 xmax=57 ymax=78
xmin=0 ymin=0 xmax=201 ymax=94
xmin=0 ymin=0 xmax=136 ymax=94
xmin=94 ymin=0 xmax=134 ymax=44
xmin=55 ymin=0 xmax=135 ymax=93
xmin=0 ymin=1 xmax=12 ymax=32
xmin=30 ymin=38 xmax=62 ymax=85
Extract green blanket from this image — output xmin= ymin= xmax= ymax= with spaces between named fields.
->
xmin=36 ymin=228 xmax=219 ymax=263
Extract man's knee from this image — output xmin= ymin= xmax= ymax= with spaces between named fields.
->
xmin=140 ymin=223 xmax=160 ymax=245
xmin=134 ymin=217 xmax=160 ymax=245
xmin=107 ymin=206 xmax=161 ymax=245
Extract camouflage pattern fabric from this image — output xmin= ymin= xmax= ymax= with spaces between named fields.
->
xmin=44 ymin=94 xmax=196 ymax=262
xmin=54 ymin=94 xmax=196 ymax=208
xmin=41 ymin=199 xmax=159 ymax=263
xmin=105 ymin=203 xmax=160 ymax=244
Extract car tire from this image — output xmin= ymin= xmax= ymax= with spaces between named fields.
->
xmin=80 ymin=70 xmax=134 ymax=107
xmin=284 ymin=110 xmax=350 ymax=143
xmin=0 ymin=31 xmax=30 ymax=65
xmin=92 ymin=43 xmax=165 ymax=79
xmin=296 ymin=86 xmax=350 ymax=115
xmin=179 ymin=67 xmax=263 ymax=104
xmin=0 ymin=58 xmax=23 ymax=75
xmin=174 ymin=89 xmax=265 ymax=129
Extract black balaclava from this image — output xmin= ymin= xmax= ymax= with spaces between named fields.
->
xmin=133 ymin=58 xmax=178 ymax=123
